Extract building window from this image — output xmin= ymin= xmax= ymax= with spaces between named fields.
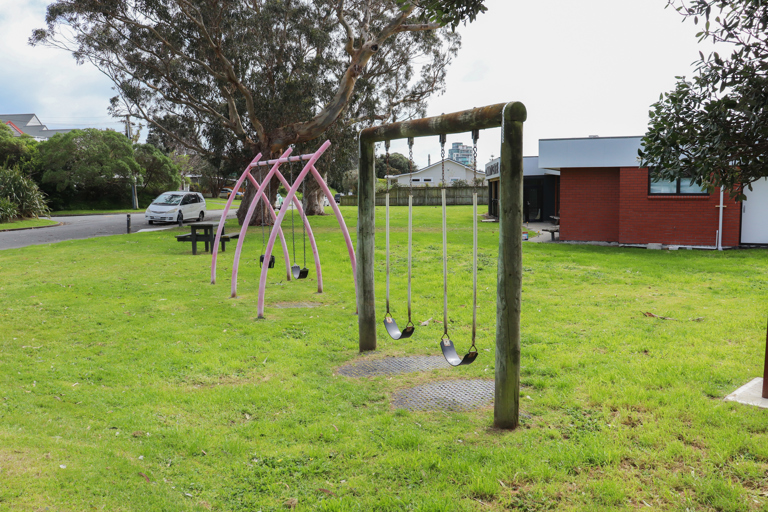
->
xmin=648 ymin=171 xmax=707 ymax=195
xmin=423 ymin=178 xmax=432 ymax=182
xmin=412 ymin=178 xmax=420 ymax=182
xmin=450 ymin=177 xmax=459 ymax=182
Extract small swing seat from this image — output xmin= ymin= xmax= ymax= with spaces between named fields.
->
xmin=291 ymin=265 xmax=309 ymax=279
xmin=260 ymin=254 xmax=275 ymax=268
xmin=440 ymin=338 xmax=478 ymax=367
xmin=384 ymin=315 xmax=414 ymax=340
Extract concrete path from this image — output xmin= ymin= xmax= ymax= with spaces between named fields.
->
xmin=524 ymin=221 xmax=558 ymax=243
xmin=0 ymin=209 xmax=238 ymax=251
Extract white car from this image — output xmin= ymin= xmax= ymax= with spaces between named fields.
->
xmin=145 ymin=191 xmax=206 ymax=225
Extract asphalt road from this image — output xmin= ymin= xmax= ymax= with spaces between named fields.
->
xmin=0 ymin=209 xmax=238 ymax=251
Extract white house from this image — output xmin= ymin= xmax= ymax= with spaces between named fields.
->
xmin=0 ymin=114 xmax=74 ymax=141
xmin=386 ymin=159 xmax=485 ymax=187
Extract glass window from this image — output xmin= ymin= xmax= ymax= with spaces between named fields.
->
xmin=412 ymin=178 xmax=420 ymax=182
xmin=649 ymin=171 xmax=708 ymax=195
xmin=423 ymin=178 xmax=433 ymax=182
xmin=679 ymin=178 xmax=706 ymax=194
xmin=649 ymin=178 xmax=677 ymax=194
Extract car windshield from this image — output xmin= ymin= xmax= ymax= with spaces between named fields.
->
xmin=152 ymin=193 xmax=183 ymax=206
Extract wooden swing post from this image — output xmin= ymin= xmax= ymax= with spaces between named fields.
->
xmin=357 ymin=102 xmax=526 ymax=429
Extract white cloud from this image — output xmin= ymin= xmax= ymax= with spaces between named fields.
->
xmin=0 ymin=0 xmax=121 ymax=131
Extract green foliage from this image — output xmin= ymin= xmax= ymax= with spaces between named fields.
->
xmin=0 ymin=165 xmax=50 ymax=220
xmin=374 ymin=151 xmax=411 ymax=178
xmin=0 ymin=123 xmax=39 ymax=173
xmin=640 ymin=0 xmax=768 ymax=199
xmin=399 ymin=0 xmax=488 ymax=29
xmin=38 ymin=128 xmax=139 ymax=198
xmin=133 ymin=143 xmax=183 ymax=195
xmin=0 ymin=196 xmax=18 ymax=223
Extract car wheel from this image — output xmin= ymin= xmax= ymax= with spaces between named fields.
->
xmin=177 ymin=213 xmax=183 ymax=226
xmin=148 ymin=220 xmax=154 ymax=225
xmin=198 ymin=211 xmax=205 ymax=222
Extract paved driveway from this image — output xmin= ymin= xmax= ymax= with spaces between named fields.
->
xmin=0 ymin=209 xmax=238 ymax=251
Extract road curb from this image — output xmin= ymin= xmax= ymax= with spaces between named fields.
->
xmin=0 ymin=221 xmax=62 ymax=233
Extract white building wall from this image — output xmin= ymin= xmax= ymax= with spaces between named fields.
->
xmin=389 ymin=160 xmax=485 ymax=187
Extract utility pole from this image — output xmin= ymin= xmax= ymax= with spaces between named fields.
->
xmin=125 ymin=114 xmax=139 ymax=210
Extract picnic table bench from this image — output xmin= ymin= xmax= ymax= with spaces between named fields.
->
xmin=542 ymin=215 xmax=560 ymax=241
xmin=175 ymin=222 xmax=239 ymax=255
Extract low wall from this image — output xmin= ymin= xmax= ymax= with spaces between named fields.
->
xmin=340 ymin=186 xmax=489 ymax=207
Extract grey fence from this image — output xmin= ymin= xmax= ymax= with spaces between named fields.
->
xmin=340 ymin=186 xmax=488 ymax=207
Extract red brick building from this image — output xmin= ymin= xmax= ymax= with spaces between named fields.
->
xmin=539 ymin=136 xmax=766 ymax=248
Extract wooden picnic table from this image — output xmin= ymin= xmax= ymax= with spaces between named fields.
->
xmin=175 ymin=222 xmax=241 ymax=255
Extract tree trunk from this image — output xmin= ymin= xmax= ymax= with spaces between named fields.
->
xmin=303 ymin=171 xmax=326 ymax=216
xmin=236 ymin=166 xmax=278 ymax=227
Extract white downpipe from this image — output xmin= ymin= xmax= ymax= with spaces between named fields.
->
xmin=717 ymin=186 xmax=724 ymax=251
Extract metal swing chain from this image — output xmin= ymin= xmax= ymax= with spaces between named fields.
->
xmin=439 ymin=134 xmax=449 ymax=338
xmin=471 ymin=130 xmax=479 ymax=352
xmin=384 ymin=141 xmax=391 ymax=317
xmin=406 ymin=138 xmax=414 ymax=325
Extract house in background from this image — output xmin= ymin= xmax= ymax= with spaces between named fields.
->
xmin=386 ymin=159 xmax=485 ymax=188
xmin=0 ymin=114 xmax=74 ymax=141
xmin=485 ymin=156 xmax=560 ymax=221
xmin=537 ymin=135 xmax=768 ymax=247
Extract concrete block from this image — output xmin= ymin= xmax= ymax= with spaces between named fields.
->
xmin=724 ymin=378 xmax=768 ymax=409
xmin=647 ymin=243 xmax=663 ymax=250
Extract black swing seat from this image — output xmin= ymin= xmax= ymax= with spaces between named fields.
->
xmin=440 ymin=338 xmax=478 ymax=366
xmin=384 ymin=315 xmax=414 ymax=340
xmin=291 ymin=265 xmax=309 ymax=279
xmin=260 ymin=254 xmax=275 ymax=268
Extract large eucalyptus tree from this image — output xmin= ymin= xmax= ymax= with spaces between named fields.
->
xmin=32 ymin=0 xmax=481 ymax=221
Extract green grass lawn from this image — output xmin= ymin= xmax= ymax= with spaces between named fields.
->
xmin=1 ymin=205 xmax=767 ymax=511
xmin=0 ymin=217 xmax=58 ymax=231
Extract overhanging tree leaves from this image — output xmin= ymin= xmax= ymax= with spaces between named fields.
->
xmin=31 ymin=0 xmax=470 ymax=223
xmin=640 ymin=0 xmax=768 ymax=199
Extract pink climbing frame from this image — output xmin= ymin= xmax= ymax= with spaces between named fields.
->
xmin=210 ymin=151 xmax=293 ymax=286
xmin=229 ymin=148 xmax=322 ymax=298
xmin=210 ymin=141 xmax=357 ymax=318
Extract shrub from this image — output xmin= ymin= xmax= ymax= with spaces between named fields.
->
xmin=0 ymin=165 xmax=51 ymax=219
xmin=0 ymin=196 xmax=18 ymax=223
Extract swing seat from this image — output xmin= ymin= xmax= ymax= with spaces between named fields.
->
xmin=260 ymin=254 xmax=275 ymax=268
xmin=440 ymin=338 xmax=478 ymax=367
xmin=291 ymin=265 xmax=309 ymax=279
xmin=384 ymin=315 xmax=414 ymax=340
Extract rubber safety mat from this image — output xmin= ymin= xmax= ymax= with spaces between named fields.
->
xmin=391 ymin=379 xmax=494 ymax=411
xmin=337 ymin=356 xmax=451 ymax=377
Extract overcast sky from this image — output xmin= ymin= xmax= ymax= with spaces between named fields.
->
xmin=0 ymin=0 xmax=719 ymax=168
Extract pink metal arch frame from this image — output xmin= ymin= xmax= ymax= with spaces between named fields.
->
xmin=231 ymin=151 xmax=325 ymax=297
xmin=210 ymin=152 xmax=261 ymax=284
xmin=257 ymin=141 xmax=357 ymax=318
xmin=210 ymin=152 xmax=293 ymax=286
xmin=229 ymin=150 xmax=293 ymax=297
xmin=257 ymin=161 xmax=324 ymax=293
